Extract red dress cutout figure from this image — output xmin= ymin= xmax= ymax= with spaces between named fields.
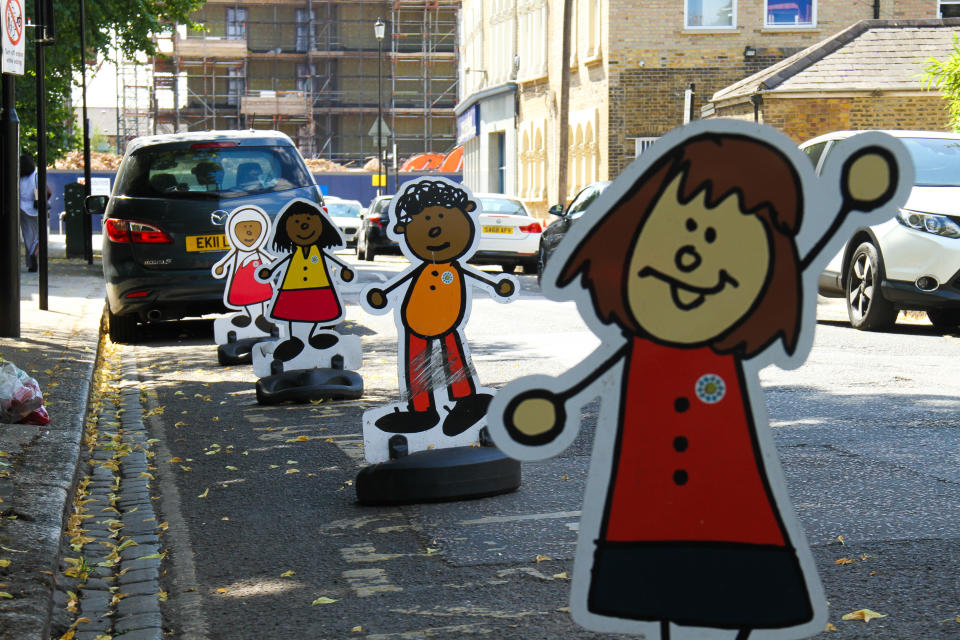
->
xmin=488 ymin=122 xmax=909 ymax=640
xmin=212 ymin=206 xmax=276 ymax=334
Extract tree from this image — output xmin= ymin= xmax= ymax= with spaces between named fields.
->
xmin=17 ymin=0 xmax=203 ymax=160
xmin=923 ymin=33 xmax=960 ymax=133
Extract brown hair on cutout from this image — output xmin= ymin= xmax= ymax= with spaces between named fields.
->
xmin=559 ymin=133 xmax=804 ymax=358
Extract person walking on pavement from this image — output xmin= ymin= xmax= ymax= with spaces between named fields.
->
xmin=18 ymin=153 xmax=49 ymax=273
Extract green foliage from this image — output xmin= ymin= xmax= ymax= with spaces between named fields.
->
xmin=922 ymin=33 xmax=960 ymax=133
xmin=16 ymin=0 xmax=204 ymax=161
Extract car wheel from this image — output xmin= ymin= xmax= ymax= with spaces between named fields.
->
xmin=501 ymin=263 xmax=517 ymax=274
xmin=537 ymin=244 xmax=546 ymax=286
xmin=926 ymin=308 xmax=960 ymax=331
xmin=846 ymin=242 xmax=897 ymax=331
xmin=522 ymin=262 xmax=537 ymax=275
xmin=366 ymin=243 xmax=377 ymax=262
xmin=108 ymin=308 xmax=139 ymax=344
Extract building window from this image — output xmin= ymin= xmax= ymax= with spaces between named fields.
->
xmin=941 ymin=0 xmax=960 ymax=17
xmin=765 ymin=0 xmax=814 ymax=26
xmin=225 ymin=7 xmax=247 ymax=41
xmin=296 ymin=10 xmax=315 ymax=52
xmin=686 ymin=0 xmax=735 ymax=28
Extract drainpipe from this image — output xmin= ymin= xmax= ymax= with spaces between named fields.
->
xmin=750 ymin=93 xmax=763 ymax=123
xmin=873 ymin=0 xmax=880 ymax=19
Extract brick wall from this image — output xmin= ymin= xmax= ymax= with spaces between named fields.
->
xmin=604 ymin=0 xmax=939 ymax=176
xmin=757 ymin=95 xmax=951 ymax=142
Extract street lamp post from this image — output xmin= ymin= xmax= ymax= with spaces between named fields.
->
xmin=374 ymin=17 xmax=385 ymax=195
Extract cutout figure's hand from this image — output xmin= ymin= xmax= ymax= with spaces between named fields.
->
xmin=258 ymin=267 xmax=271 ymax=280
xmin=341 ymin=267 xmax=355 ymax=283
xmin=367 ymin=288 xmax=387 ymax=309
xmin=504 ymin=389 xmax=566 ymax=446
xmin=842 ymin=146 xmax=898 ymax=213
xmin=496 ymin=278 xmax=515 ymax=297
xmin=214 ymin=265 xmax=224 ymax=276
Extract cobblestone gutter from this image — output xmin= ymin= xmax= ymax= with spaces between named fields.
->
xmin=52 ymin=344 xmax=168 ymax=640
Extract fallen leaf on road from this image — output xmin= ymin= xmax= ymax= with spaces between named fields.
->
xmin=0 ymin=546 xmax=27 ymax=553
xmin=836 ymin=535 xmax=846 ymax=545
xmin=0 ymin=592 xmax=13 ymax=598
xmin=180 ymin=466 xmax=192 ymax=472
xmin=553 ymin=572 xmax=568 ymax=579
xmin=842 ymin=609 xmax=887 ymax=622
xmin=217 ymin=588 xmax=228 ymax=593
xmin=286 ymin=460 xmax=297 ymax=465
xmin=312 ymin=596 xmax=338 ymax=605
xmin=351 ymin=626 xmax=362 ymax=632
xmin=198 ymin=488 xmax=209 ymax=498
xmin=834 ymin=558 xmax=855 ymax=565
xmin=174 ymin=421 xmax=186 ymax=427
xmin=424 ymin=548 xmax=439 ymax=555
xmin=280 ymin=570 xmax=295 ymax=578
xmin=824 ymin=623 xmax=837 ymax=631
xmin=287 ymin=436 xmax=310 ymax=443
xmin=536 ymin=555 xmax=551 ymax=563
xmin=225 ymin=466 xmax=238 ymax=471
xmin=0 ymin=559 xmax=9 ymax=568
xmin=286 ymin=469 xmax=300 ymax=474
xmin=168 ymin=457 xmax=182 ymax=463
xmin=269 ymin=465 xmax=279 ymax=469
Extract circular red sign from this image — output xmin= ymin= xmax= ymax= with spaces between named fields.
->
xmin=4 ymin=0 xmax=23 ymax=47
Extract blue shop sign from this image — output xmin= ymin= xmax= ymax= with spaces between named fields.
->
xmin=457 ymin=104 xmax=480 ymax=145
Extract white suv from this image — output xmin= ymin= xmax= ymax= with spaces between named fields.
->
xmin=801 ymin=130 xmax=960 ymax=331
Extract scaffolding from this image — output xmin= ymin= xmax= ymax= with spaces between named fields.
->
xmin=117 ymin=56 xmax=154 ymax=152
xmin=129 ymin=0 xmax=458 ymax=166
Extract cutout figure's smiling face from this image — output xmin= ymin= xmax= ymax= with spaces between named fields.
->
xmin=626 ymin=174 xmax=771 ymax=345
xmin=403 ymin=205 xmax=474 ymax=262
xmin=286 ymin=213 xmax=322 ymax=246
xmin=235 ymin=220 xmax=262 ymax=247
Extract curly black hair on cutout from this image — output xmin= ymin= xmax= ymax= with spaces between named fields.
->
xmin=392 ymin=180 xmax=475 ymax=226
xmin=272 ymin=199 xmax=342 ymax=252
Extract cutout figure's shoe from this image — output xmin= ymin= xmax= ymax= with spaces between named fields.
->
xmin=442 ymin=393 xmax=493 ymax=437
xmin=255 ymin=315 xmax=275 ymax=334
xmin=273 ymin=337 xmax=304 ymax=362
xmin=375 ymin=406 xmax=440 ymax=434
xmin=231 ymin=314 xmax=252 ymax=327
xmin=309 ymin=333 xmax=339 ymax=350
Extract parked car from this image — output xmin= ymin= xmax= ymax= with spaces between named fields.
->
xmin=801 ymin=130 xmax=960 ymax=331
xmin=355 ymin=194 xmax=397 ymax=261
xmin=538 ymin=182 xmax=610 ymax=282
xmin=467 ymin=193 xmax=543 ymax=273
xmin=87 ymin=130 xmax=324 ymax=343
xmin=323 ymin=195 xmax=363 ymax=247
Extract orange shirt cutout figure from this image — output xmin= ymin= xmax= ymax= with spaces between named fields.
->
xmin=487 ymin=121 xmax=913 ymax=640
xmin=360 ymin=178 xmax=518 ymax=464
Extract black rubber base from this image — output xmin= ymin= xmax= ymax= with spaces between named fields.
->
xmin=255 ymin=367 xmax=363 ymax=405
xmin=217 ymin=336 xmax=273 ymax=366
xmin=355 ymin=445 xmax=522 ymax=505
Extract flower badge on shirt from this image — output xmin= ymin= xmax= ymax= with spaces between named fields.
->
xmin=311 ymin=254 xmax=320 ymax=264
xmin=695 ymin=373 xmax=726 ymax=404
xmin=441 ymin=271 xmax=454 ymax=285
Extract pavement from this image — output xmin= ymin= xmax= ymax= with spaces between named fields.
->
xmin=0 ymin=235 xmax=938 ymax=640
xmin=0 ymin=236 xmax=105 ymax=640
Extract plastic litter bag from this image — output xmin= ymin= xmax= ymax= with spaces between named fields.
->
xmin=0 ymin=359 xmax=48 ymax=424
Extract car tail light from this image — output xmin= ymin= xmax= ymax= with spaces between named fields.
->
xmin=105 ymin=218 xmax=173 ymax=244
xmin=518 ymin=221 xmax=543 ymax=234
xmin=190 ymin=141 xmax=238 ymax=149
xmin=367 ymin=214 xmax=382 ymax=225
xmin=124 ymin=290 xmax=150 ymax=298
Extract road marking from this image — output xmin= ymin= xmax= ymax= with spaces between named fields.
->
xmin=366 ymin=623 xmax=490 ymax=639
xmin=343 ymin=567 xmax=402 ymax=597
xmin=340 ymin=543 xmax=405 ymax=563
xmin=329 ymin=434 xmax=366 ymax=464
xmin=458 ymin=510 xmax=581 ymax=526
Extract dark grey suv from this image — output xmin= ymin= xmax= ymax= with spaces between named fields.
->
xmin=88 ymin=130 xmax=324 ymax=342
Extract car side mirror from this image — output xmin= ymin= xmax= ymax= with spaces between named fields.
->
xmin=548 ymin=203 xmax=565 ymax=217
xmin=85 ymin=195 xmax=109 ymax=215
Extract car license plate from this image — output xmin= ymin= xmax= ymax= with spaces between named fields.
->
xmin=482 ymin=225 xmax=513 ymax=234
xmin=185 ymin=234 xmax=231 ymax=252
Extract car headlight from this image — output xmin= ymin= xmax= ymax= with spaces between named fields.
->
xmin=895 ymin=209 xmax=960 ymax=239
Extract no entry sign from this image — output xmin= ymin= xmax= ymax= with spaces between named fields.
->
xmin=2 ymin=0 xmax=25 ymax=75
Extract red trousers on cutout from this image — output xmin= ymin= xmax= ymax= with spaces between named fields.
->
xmin=406 ymin=331 xmax=475 ymax=412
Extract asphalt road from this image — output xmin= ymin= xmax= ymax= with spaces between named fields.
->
xmin=126 ymin=252 xmax=960 ymax=640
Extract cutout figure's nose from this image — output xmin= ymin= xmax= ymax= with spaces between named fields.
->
xmin=674 ymin=245 xmax=701 ymax=273
xmin=301 ymin=222 xmax=311 ymax=230
xmin=428 ymin=226 xmax=442 ymax=238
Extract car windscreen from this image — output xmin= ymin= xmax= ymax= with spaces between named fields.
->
xmin=902 ymin=138 xmax=960 ymax=187
xmin=115 ymin=145 xmax=314 ymax=199
xmin=478 ymin=197 xmax=526 ymax=215
xmin=326 ymin=202 xmax=361 ymax=218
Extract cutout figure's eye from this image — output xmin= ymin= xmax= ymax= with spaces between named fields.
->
xmin=705 ymin=227 xmax=716 ymax=243
xmin=685 ymin=218 xmax=697 ymax=232
xmin=425 ymin=215 xmax=432 ymax=221
xmin=439 ymin=213 xmax=444 ymax=219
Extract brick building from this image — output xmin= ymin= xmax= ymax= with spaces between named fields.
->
xmin=706 ymin=19 xmax=958 ymax=142
xmin=458 ymin=0 xmax=948 ymax=218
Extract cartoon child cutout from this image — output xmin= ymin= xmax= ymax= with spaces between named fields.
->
xmin=212 ymin=205 xmax=276 ymax=335
xmin=361 ymin=178 xmax=518 ymax=460
xmin=487 ymin=121 xmax=911 ymax=640
xmin=257 ymin=198 xmax=354 ymax=362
